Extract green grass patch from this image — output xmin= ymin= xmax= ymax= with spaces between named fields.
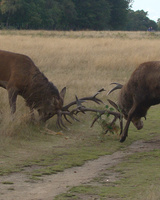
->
xmin=2 ymin=181 xmax=14 ymax=185
xmin=55 ymin=149 xmax=160 ymax=200
xmin=54 ymin=106 xmax=160 ymax=200
xmin=0 ymin=106 xmax=160 ymax=181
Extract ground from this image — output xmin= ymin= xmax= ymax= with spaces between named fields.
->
xmin=1 ymin=138 xmax=160 ymax=200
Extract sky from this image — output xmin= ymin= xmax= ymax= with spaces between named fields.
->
xmin=131 ymin=0 xmax=160 ymax=22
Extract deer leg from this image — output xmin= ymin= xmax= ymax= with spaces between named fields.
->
xmin=8 ymin=87 xmax=18 ymax=116
xmin=120 ymin=103 xmax=137 ymax=143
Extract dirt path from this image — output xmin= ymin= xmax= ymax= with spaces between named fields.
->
xmin=1 ymin=139 xmax=160 ymax=200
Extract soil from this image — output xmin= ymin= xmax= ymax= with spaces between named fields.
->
xmin=1 ymin=138 xmax=160 ymax=200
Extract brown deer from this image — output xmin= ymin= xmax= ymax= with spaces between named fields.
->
xmin=0 ymin=50 xmax=67 ymax=122
xmin=0 ymin=50 xmax=121 ymax=128
xmin=108 ymin=61 xmax=160 ymax=142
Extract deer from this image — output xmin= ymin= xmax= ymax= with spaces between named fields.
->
xmin=0 ymin=50 xmax=122 ymax=129
xmin=107 ymin=61 xmax=160 ymax=142
xmin=0 ymin=50 xmax=67 ymax=122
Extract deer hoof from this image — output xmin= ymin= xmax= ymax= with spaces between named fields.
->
xmin=120 ymin=135 xmax=127 ymax=143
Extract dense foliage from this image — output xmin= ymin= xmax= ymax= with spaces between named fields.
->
xmin=0 ymin=0 xmax=158 ymax=30
xmin=126 ymin=10 xmax=158 ymax=31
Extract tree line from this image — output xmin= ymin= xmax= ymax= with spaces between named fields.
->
xmin=0 ymin=0 xmax=158 ymax=31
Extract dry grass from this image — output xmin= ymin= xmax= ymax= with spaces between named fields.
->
xmin=0 ymin=30 xmax=160 ymax=134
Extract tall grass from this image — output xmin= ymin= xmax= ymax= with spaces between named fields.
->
xmin=0 ymin=30 xmax=160 ymax=136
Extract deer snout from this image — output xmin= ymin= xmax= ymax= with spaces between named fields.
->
xmin=132 ymin=119 xmax=143 ymax=130
xmin=38 ymin=107 xmax=55 ymax=122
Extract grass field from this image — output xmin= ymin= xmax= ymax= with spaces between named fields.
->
xmin=0 ymin=30 xmax=160 ymax=199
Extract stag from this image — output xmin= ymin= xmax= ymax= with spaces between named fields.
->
xmin=108 ymin=61 xmax=160 ymax=142
xmin=0 ymin=50 xmax=121 ymax=129
xmin=0 ymin=50 xmax=67 ymax=122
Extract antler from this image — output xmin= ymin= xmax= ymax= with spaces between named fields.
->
xmin=56 ymin=109 xmax=79 ymax=129
xmin=107 ymin=83 xmax=123 ymax=95
xmin=56 ymin=88 xmax=123 ymax=136
xmin=89 ymin=107 xmax=123 ymax=135
xmin=66 ymin=96 xmax=123 ymax=135
xmin=56 ymin=88 xmax=105 ymax=129
xmin=62 ymin=88 xmax=105 ymax=111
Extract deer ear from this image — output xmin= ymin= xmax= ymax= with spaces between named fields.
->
xmin=60 ymin=87 xmax=66 ymax=100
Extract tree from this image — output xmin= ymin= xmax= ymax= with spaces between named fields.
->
xmin=0 ymin=0 xmax=23 ymax=27
xmin=39 ymin=0 xmax=62 ymax=30
xmin=0 ymin=0 xmax=22 ymax=14
xmin=0 ymin=0 xmax=158 ymax=31
xmin=127 ymin=0 xmax=134 ymax=8
xmin=108 ymin=0 xmax=129 ymax=30
xmin=157 ymin=18 xmax=160 ymax=31
xmin=59 ymin=0 xmax=77 ymax=30
xmin=88 ymin=0 xmax=111 ymax=30
xmin=73 ymin=0 xmax=111 ymax=30
xmin=126 ymin=10 xmax=158 ymax=31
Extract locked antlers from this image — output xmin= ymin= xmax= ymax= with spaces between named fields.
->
xmin=55 ymin=88 xmax=123 ymax=136
xmin=56 ymin=88 xmax=105 ymax=129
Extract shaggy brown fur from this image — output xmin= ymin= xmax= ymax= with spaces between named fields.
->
xmin=0 ymin=50 xmax=66 ymax=121
xmin=109 ymin=61 xmax=160 ymax=142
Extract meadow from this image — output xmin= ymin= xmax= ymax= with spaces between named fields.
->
xmin=0 ymin=30 xmax=160 ymax=199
